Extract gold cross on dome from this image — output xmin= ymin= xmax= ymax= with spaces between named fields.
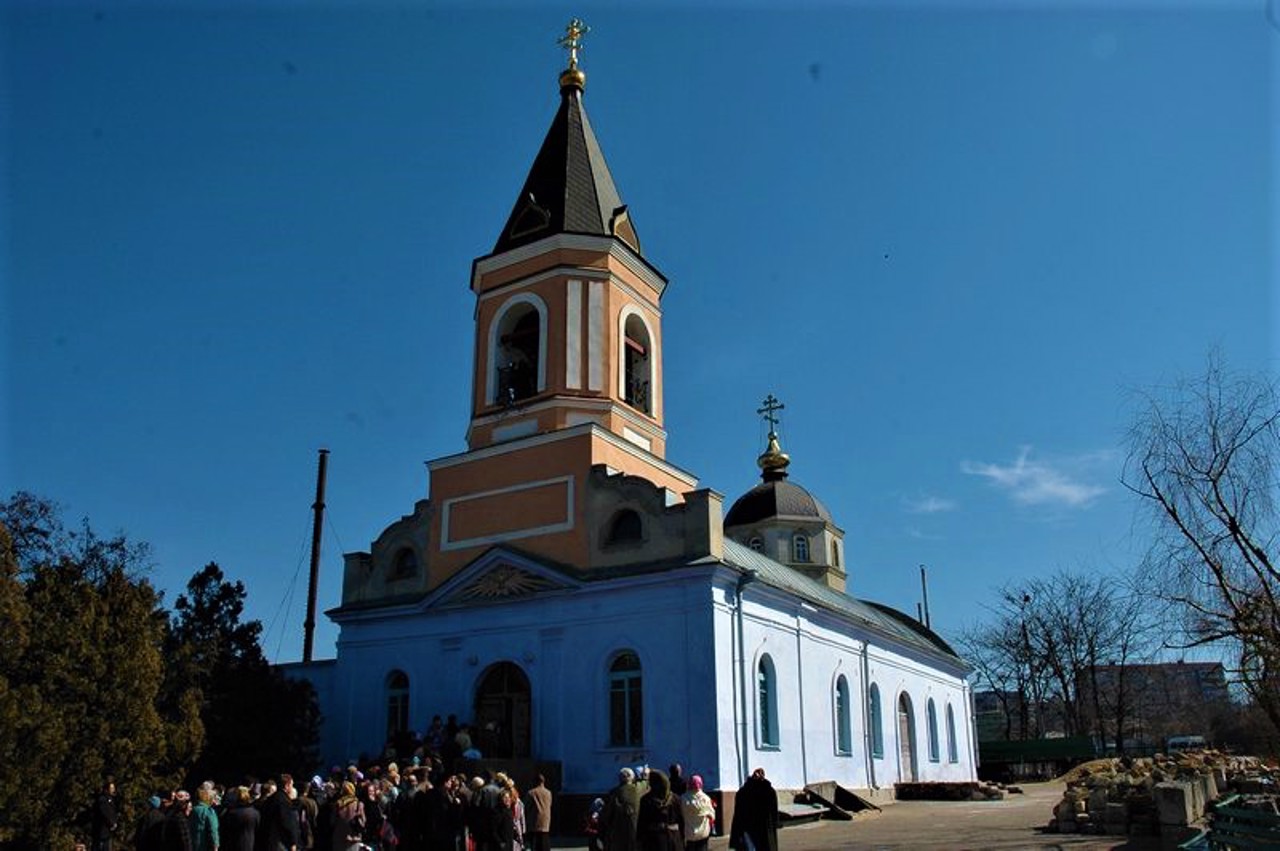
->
xmin=558 ymin=18 xmax=589 ymax=69
xmin=757 ymin=394 xmax=785 ymax=432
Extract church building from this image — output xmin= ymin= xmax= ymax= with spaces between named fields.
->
xmin=301 ymin=21 xmax=977 ymax=812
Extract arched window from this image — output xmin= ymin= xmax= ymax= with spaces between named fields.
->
xmin=621 ymin=310 xmax=653 ymax=414
xmin=608 ymin=651 xmax=643 ymax=747
xmin=386 ymin=670 xmax=410 ymax=740
xmin=748 ymin=536 xmax=764 ymax=552
xmin=869 ymin=683 xmax=884 ymax=758
xmin=835 ymin=675 xmax=852 ymax=756
xmin=390 ymin=548 xmax=417 ymax=580
xmin=832 ymin=539 xmax=840 ymax=567
xmin=489 ymin=297 xmax=546 ymax=406
xmin=757 ymin=654 xmax=779 ymax=748
xmin=927 ymin=698 xmax=940 ymax=762
xmin=946 ymin=703 xmax=959 ymax=763
xmin=792 ymin=534 xmax=810 ymax=563
xmin=898 ymin=692 xmax=918 ymax=781
xmin=605 ymin=509 xmax=642 ymax=545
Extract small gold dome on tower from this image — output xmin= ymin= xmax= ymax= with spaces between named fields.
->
xmin=557 ymin=18 xmax=589 ymax=93
xmin=757 ymin=431 xmax=791 ymax=480
xmin=559 ymin=66 xmax=586 ymax=92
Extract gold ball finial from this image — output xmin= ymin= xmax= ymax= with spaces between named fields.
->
xmin=757 ymin=431 xmax=791 ymax=480
xmin=557 ymin=18 xmax=589 ymax=92
xmin=559 ymin=67 xmax=586 ymax=91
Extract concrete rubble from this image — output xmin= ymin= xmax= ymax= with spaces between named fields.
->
xmin=1047 ymin=750 xmax=1276 ymax=837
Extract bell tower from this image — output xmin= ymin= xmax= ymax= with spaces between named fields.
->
xmin=466 ymin=18 xmax=667 ymax=459
xmin=420 ymin=20 xmax=698 ymax=583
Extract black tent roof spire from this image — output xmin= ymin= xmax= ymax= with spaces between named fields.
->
xmin=493 ymin=18 xmax=640 ymax=256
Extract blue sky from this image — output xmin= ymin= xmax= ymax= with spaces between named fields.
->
xmin=3 ymin=1 xmax=1276 ymax=663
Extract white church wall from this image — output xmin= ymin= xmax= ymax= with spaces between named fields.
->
xmin=324 ymin=565 xmax=729 ymax=796
xmin=865 ymin=642 xmax=975 ymax=785
xmin=719 ymin=583 xmax=977 ymax=794
xmin=321 ymin=560 xmax=975 ymax=800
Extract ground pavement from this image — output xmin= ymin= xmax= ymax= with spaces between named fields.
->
xmin=556 ymin=782 xmax=1174 ymax=851
xmin=726 ymin=782 xmax=1170 ymax=851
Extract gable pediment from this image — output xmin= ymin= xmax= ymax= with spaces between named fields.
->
xmin=424 ymin=548 xmax=581 ymax=610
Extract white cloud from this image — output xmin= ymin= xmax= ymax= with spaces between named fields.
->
xmin=961 ymin=446 xmax=1107 ymax=508
xmin=903 ymin=495 xmax=957 ymax=515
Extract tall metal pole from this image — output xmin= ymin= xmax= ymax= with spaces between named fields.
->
xmin=303 ymin=448 xmax=330 ymax=664
xmin=920 ymin=563 xmax=932 ymax=630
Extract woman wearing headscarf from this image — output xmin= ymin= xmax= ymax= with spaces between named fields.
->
xmin=600 ymin=768 xmax=640 ymax=851
xmin=636 ymin=769 xmax=684 ymax=851
xmin=333 ymin=781 xmax=367 ymax=851
xmin=679 ymin=776 xmax=714 ymax=851
xmin=497 ymin=774 xmax=525 ymax=851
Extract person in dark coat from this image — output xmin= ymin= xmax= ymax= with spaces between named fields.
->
xmin=219 ymin=787 xmax=261 ymax=851
xmin=424 ymin=774 xmax=465 ymax=851
xmin=259 ymin=776 xmax=302 ymax=851
xmin=636 ymin=770 xmax=683 ymax=851
xmin=162 ymin=791 xmax=194 ymax=851
xmin=493 ymin=788 xmax=516 ymax=851
xmin=134 ymin=795 xmax=167 ymax=851
xmin=667 ymin=766 xmax=687 ymax=797
xmin=727 ymin=770 xmax=777 ymax=851
xmin=600 ymin=768 xmax=641 ymax=851
xmin=90 ymin=779 xmax=119 ymax=851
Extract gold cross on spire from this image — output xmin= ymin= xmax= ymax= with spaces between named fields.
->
xmin=757 ymin=394 xmax=785 ymax=433
xmin=558 ymin=18 xmax=590 ymax=70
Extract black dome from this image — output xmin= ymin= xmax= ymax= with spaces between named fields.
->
xmin=724 ymin=479 xmax=832 ymax=528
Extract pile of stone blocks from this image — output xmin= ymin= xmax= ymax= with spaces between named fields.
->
xmin=1048 ymin=750 xmax=1276 ymax=837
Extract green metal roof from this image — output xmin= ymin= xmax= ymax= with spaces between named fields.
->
xmin=721 ymin=539 xmax=967 ymax=669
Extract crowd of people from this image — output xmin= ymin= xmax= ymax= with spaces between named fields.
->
xmin=87 ymin=763 xmax=551 ymax=851
xmin=588 ymin=764 xmax=776 ymax=851
xmin=80 ymin=714 xmax=780 ymax=851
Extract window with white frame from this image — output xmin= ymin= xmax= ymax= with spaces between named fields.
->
xmin=835 ymin=674 xmax=852 ymax=755
xmin=758 ymin=654 xmax=779 ymax=748
xmin=927 ymin=698 xmax=940 ymax=762
xmin=792 ymin=534 xmax=810 ymax=563
xmin=946 ymin=702 xmax=959 ymax=763
xmin=489 ymin=297 xmax=545 ymax=406
xmin=386 ymin=670 xmax=410 ymax=740
xmin=608 ymin=651 xmax=643 ymax=747
xmin=621 ymin=311 xmax=652 ymax=414
xmin=869 ymin=683 xmax=884 ymax=758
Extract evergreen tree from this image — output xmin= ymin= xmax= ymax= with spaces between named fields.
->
xmin=0 ymin=493 xmax=203 ymax=849
xmin=172 ymin=563 xmax=320 ymax=783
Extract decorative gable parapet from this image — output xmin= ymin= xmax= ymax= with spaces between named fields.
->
xmin=342 ymin=499 xmax=434 ymax=606
xmin=341 ymin=551 xmax=374 ymax=604
xmin=586 ymin=464 xmax=723 ymax=568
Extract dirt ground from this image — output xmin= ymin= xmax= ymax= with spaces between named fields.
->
xmin=723 ymin=781 xmax=1174 ymax=851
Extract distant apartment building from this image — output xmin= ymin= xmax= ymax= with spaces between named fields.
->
xmin=1080 ymin=661 xmax=1231 ymax=750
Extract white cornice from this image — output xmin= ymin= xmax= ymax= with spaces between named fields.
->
xmin=467 ymin=397 xmax=667 ymax=442
xmin=591 ymin=426 xmax=698 ymax=488
xmin=472 ymin=233 xmax=668 ymax=297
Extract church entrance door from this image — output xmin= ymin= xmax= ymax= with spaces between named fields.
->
xmin=897 ymin=693 xmax=917 ymax=782
xmin=474 ymin=662 xmax=532 ymax=759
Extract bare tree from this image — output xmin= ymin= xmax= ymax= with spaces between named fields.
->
xmin=1125 ymin=356 xmax=1280 ymax=731
xmin=961 ymin=593 xmax=1054 ymax=740
xmin=962 ymin=570 xmax=1156 ymax=746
